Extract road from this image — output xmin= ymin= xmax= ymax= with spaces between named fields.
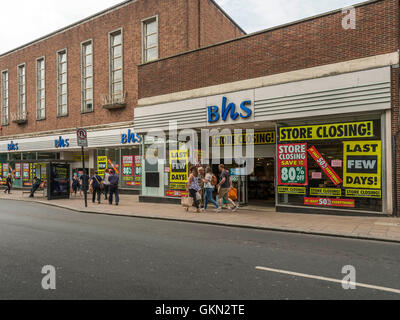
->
xmin=0 ymin=199 xmax=399 ymax=300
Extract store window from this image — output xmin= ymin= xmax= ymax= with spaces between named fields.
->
xmin=36 ymin=57 xmax=46 ymax=120
xmin=142 ymin=16 xmax=158 ymax=63
xmin=1 ymin=70 xmax=9 ymax=125
xmin=81 ymin=40 xmax=93 ymax=113
xmin=109 ymin=30 xmax=123 ymax=103
xmin=17 ymin=64 xmax=26 ymax=117
xmin=57 ymin=49 xmax=68 ymax=117
xmin=277 ymin=118 xmax=383 ymax=213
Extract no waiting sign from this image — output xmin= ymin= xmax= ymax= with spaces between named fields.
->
xmin=77 ymin=128 xmax=88 ymax=147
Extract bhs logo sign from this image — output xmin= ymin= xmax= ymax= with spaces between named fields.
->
xmin=55 ymin=136 xmax=70 ymax=149
xmin=7 ymin=141 xmax=19 ymax=151
xmin=208 ymin=97 xmax=252 ymax=123
xmin=121 ymin=130 xmax=142 ymax=144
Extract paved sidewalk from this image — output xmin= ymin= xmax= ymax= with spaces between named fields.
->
xmin=1 ymin=191 xmax=400 ymax=243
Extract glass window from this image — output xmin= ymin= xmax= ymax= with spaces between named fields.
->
xmin=1 ymin=71 xmax=9 ymax=125
xmin=143 ymin=18 xmax=158 ymax=63
xmin=36 ymin=58 xmax=46 ymax=120
xmin=110 ymin=30 xmax=123 ymax=103
xmin=57 ymin=50 xmax=68 ymax=116
xmin=82 ymin=41 xmax=94 ymax=113
xmin=277 ymin=118 xmax=383 ymax=213
xmin=18 ymin=65 xmax=26 ymax=116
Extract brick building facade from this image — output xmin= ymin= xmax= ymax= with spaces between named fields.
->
xmin=135 ymin=0 xmax=400 ymax=216
xmin=0 ymin=0 xmax=244 ymax=191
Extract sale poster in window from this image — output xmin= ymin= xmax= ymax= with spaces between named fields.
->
xmin=15 ymin=163 xmax=21 ymax=179
xmin=122 ymin=156 xmax=134 ymax=182
xmin=134 ymin=156 xmax=142 ymax=184
xmin=277 ymin=144 xmax=308 ymax=186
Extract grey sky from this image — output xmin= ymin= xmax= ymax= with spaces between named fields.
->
xmin=0 ymin=0 xmax=362 ymax=54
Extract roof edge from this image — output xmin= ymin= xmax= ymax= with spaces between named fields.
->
xmin=209 ymin=0 xmax=247 ymax=35
xmin=139 ymin=0 xmax=383 ymax=67
xmin=0 ymin=0 xmax=137 ymax=58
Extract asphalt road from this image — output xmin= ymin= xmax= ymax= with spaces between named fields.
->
xmin=0 ymin=199 xmax=399 ymax=300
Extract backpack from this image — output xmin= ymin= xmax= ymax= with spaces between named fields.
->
xmin=211 ymin=175 xmax=218 ymax=186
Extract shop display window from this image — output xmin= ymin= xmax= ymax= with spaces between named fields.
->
xmin=277 ymin=119 xmax=383 ymax=213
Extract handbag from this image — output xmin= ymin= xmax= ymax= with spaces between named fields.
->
xmin=94 ymin=176 xmax=104 ymax=191
xmin=181 ymin=196 xmax=193 ymax=208
xmin=196 ymin=191 xmax=202 ymax=201
xmin=229 ymin=187 xmax=238 ymax=201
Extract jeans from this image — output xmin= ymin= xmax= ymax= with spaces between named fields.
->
xmin=92 ymin=187 xmax=101 ymax=203
xmin=30 ymin=184 xmax=40 ymax=197
xmin=109 ymin=185 xmax=119 ymax=204
xmin=189 ymin=189 xmax=199 ymax=209
xmin=103 ymin=184 xmax=110 ymax=199
xmin=204 ymin=188 xmax=219 ymax=210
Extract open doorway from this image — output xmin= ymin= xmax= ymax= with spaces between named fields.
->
xmin=247 ymin=157 xmax=275 ymax=207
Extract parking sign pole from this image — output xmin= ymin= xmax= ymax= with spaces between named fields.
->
xmin=82 ymin=146 xmax=88 ymax=208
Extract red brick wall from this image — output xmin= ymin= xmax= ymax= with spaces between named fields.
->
xmin=0 ymin=0 xmax=242 ymax=137
xmin=139 ymin=0 xmax=399 ymax=99
xmin=199 ymin=0 xmax=244 ymax=47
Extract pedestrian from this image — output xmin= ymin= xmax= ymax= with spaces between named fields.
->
xmin=90 ymin=171 xmax=103 ymax=204
xmin=216 ymin=164 xmax=239 ymax=212
xmin=103 ymin=169 xmax=110 ymax=200
xmin=71 ymin=173 xmax=80 ymax=197
xmin=4 ymin=173 xmax=12 ymax=194
xmin=202 ymin=167 xmax=221 ymax=212
xmin=108 ymin=169 xmax=120 ymax=206
xmin=80 ymin=172 xmax=89 ymax=196
xmin=198 ymin=167 xmax=205 ymax=208
xmin=29 ymin=176 xmax=42 ymax=198
xmin=186 ymin=166 xmax=201 ymax=213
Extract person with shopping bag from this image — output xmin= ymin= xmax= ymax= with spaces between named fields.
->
xmin=216 ymin=164 xmax=239 ymax=212
xmin=186 ymin=166 xmax=201 ymax=213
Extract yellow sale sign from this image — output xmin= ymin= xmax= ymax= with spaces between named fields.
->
xmin=343 ymin=141 xmax=381 ymax=189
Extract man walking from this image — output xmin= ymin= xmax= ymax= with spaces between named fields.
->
xmin=108 ymin=169 xmax=120 ymax=206
xmin=216 ymin=164 xmax=239 ymax=212
xmin=90 ymin=171 xmax=103 ymax=204
xmin=4 ymin=174 xmax=12 ymax=194
xmin=29 ymin=176 xmax=42 ymax=198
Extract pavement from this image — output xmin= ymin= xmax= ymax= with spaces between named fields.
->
xmin=1 ymin=199 xmax=399 ymax=300
xmin=0 ymin=190 xmax=399 ymax=243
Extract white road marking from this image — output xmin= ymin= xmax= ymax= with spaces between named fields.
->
xmin=255 ymin=266 xmax=400 ymax=295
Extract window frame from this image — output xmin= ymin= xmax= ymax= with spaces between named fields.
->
xmin=81 ymin=39 xmax=94 ymax=114
xmin=36 ymin=56 xmax=46 ymax=120
xmin=141 ymin=15 xmax=159 ymax=63
xmin=17 ymin=63 xmax=26 ymax=116
xmin=56 ymin=48 xmax=68 ymax=117
xmin=1 ymin=69 xmax=9 ymax=126
xmin=108 ymin=28 xmax=124 ymax=103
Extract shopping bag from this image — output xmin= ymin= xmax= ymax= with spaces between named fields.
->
xmin=181 ymin=196 xmax=193 ymax=208
xmin=196 ymin=192 xmax=202 ymax=201
xmin=229 ymin=187 xmax=238 ymax=201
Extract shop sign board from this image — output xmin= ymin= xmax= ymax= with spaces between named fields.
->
xmin=309 ymin=188 xmax=342 ymax=197
xmin=208 ymin=97 xmax=252 ymax=123
xmin=97 ymin=156 xmax=108 ymax=178
xmin=277 ymin=186 xmax=306 ymax=195
xmin=54 ymin=136 xmax=70 ymax=149
xmin=277 ymin=143 xmax=308 ymax=186
xmin=279 ymin=121 xmax=374 ymax=142
xmin=212 ymin=131 xmax=276 ymax=147
xmin=304 ymin=197 xmax=355 ymax=208
xmin=170 ymin=150 xmax=189 ymax=184
xmin=345 ymin=189 xmax=382 ymax=199
xmin=343 ymin=141 xmax=381 ymax=189
xmin=308 ymin=146 xmax=342 ymax=186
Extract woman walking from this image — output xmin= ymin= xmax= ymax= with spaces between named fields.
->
xmin=186 ymin=166 xmax=201 ymax=213
xmin=71 ymin=173 xmax=80 ymax=197
xmin=4 ymin=174 xmax=12 ymax=194
xmin=202 ymin=167 xmax=221 ymax=212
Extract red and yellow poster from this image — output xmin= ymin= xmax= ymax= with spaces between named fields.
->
xmin=308 ymin=146 xmax=342 ymax=186
xmin=134 ymin=156 xmax=142 ymax=185
xmin=122 ymin=156 xmax=134 ymax=181
xmin=23 ymin=163 xmax=30 ymax=180
xmin=15 ymin=163 xmax=21 ymax=179
xmin=277 ymin=143 xmax=308 ymax=186
xmin=304 ymin=197 xmax=355 ymax=208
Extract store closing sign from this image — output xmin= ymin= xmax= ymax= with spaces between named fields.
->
xmin=308 ymin=146 xmax=342 ymax=186
xmin=170 ymin=150 xmax=189 ymax=184
xmin=277 ymin=143 xmax=308 ymax=186
xmin=343 ymin=141 xmax=381 ymax=189
xmin=279 ymin=121 xmax=374 ymax=141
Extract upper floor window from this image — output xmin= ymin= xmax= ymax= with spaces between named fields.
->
xmin=81 ymin=41 xmax=93 ymax=113
xmin=142 ymin=17 xmax=158 ymax=63
xmin=36 ymin=58 xmax=46 ymax=120
xmin=17 ymin=64 xmax=26 ymax=115
xmin=1 ymin=70 xmax=9 ymax=125
xmin=57 ymin=50 xmax=68 ymax=116
xmin=109 ymin=30 xmax=123 ymax=103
